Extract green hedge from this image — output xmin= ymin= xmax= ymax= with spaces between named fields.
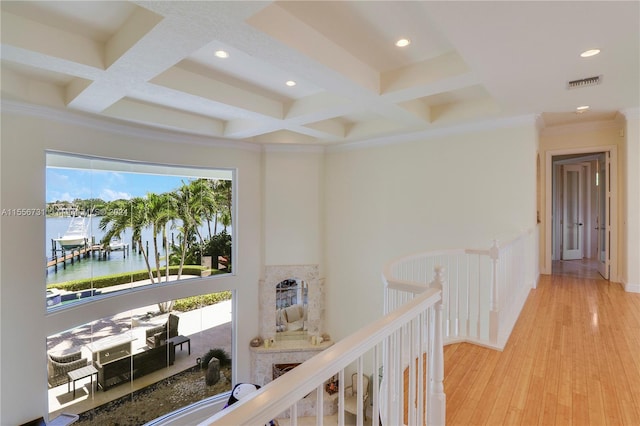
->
xmin=47 ymin=266 xmax=226 ymax=292
xmin=173 ymin=292 xmax=232 ymax=312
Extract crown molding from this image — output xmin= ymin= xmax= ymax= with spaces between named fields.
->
xmin=327 ymin=114 xmax=538 ymax=153
xmin=1 ymin=100 xmax=262 ymax=152
xmin=540 ymin=117 xmax=624 ymax=137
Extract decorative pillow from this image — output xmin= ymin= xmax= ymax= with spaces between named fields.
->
xmin=285 ymin=304 xmax=302 ymax=323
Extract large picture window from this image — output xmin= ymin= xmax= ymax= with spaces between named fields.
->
xmin=45 ymin=152 xmax=234 ymax=309
xmin=47 ymin=292 xmax=233 ymax=422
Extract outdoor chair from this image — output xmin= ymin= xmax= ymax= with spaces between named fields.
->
xmin=344 ymin=372 xmax=370 ymax=421
xmin=47 ymin=349 xmax=89 ymax=388
xmin=146 ymin=313 xmax=180 ymax=348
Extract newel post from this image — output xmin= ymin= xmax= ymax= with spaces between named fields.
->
xmin=489 ymin=239 xmax=500 ymax=344
xmin=428 ymin=267 xmax=446 ymax=426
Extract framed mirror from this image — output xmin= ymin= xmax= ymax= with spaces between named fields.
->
xmin=275 ymin=279 xmax=308 ymax=339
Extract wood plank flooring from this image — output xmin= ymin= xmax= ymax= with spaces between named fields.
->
xmin=444 ymin=274 xmax=640 ymax=425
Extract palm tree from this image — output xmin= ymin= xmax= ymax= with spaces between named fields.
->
xmin=99 ymin=198 xmax=155 ymax=283
xmin=145 ymin=192 xmax=174 ymax=284
xmin=171 ymin=182 xmax=198 ymax=280
xmin=188 ymin=179 xmax=216 ymax=245
xmin=213 ymin=180 xmax=232 ymax=233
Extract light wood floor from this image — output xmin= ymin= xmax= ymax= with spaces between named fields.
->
xmin=444 ymin=274 xmax=640 ymax=425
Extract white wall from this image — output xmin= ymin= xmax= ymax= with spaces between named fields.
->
xmin=263 ymin=149 xmax=324 ymax=268
xmin=4 ymin=107 xmax=634 ymax=424
xmin=623 ymin=109 xmax=640 ymax=291
xmin=323 ymin=124 xmax=538 ymax=340
xmin=0 ymin=109 xmax=263 ymax=425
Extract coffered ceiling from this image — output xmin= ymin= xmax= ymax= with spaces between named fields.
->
xmin=1 ymin=1 xmax=638 ymax=147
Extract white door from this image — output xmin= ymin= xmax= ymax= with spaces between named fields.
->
xmin=562 ymin=164 xmax=584 ymax=260
xmin=597 ymin=153 xmax=610 ymax=279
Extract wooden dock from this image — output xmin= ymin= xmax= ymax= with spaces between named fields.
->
xmin=46 ymin=242 xmax=128 ymax=271
xmin=46 ymin=245 xmax=102 ymax=268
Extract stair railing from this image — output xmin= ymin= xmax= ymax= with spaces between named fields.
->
xmin=193 ymin=270 xmax=445 ymax=426
xmin=383 ymin=227 xmax=537 ymax=350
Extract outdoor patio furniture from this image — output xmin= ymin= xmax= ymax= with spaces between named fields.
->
xmin=67 ymin=364 xmax=98 ymax=398
xmin=145 ymin=313 xmax=180 ymax=348
xmin=96 ymin=341 xmax=175 ymax=390
xmin=47 ymin=350 xmax=89 ymax=388
xmin=168 ymin=335 xmax=191 ymax=355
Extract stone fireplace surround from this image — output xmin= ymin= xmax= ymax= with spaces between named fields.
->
xmin=257 ymin=264 xmax=325 ymax=340
xmin=250 ymin=265 xmax=336 ymax=416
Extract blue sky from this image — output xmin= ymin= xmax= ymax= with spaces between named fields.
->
xmin=46 ymin=168 xmax=192 ymax=202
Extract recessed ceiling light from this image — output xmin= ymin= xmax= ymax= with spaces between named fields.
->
xmin=576 ymin=105 xmax=590 ymax=113
xmin=580 ymin=49 xmax=600 ymax=58
xmin=395 ymin=38 xmax=411 ymax=47
xmin=214 ymin=50 xmax=229 ymax=59
xmin=285 ymin=80 xmax=296 ymax=87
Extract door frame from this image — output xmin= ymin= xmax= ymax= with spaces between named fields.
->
xmin=561 ymin=163 xmax=586 ymax=260
xmin=552 ymin=161 xmax=593 ymax=261
xmin=544 ymin=145 xmax=618 ymax=281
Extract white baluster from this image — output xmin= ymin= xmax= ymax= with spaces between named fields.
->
xmin=489 ymin=239 xmax=500 ymax=344
xmin=428 ymin=267 xmax=446 ymax=426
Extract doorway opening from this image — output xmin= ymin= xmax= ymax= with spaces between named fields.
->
xmin=547 ymin=148 xmax=616 ymax=281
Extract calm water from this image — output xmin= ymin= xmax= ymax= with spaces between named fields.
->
xmin=45 ymin=216 xmax=228 ymax=285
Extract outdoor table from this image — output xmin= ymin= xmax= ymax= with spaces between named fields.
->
xmin=67 ymin=364 xmax=98 ymax=398
xmin=168 ymin=335 xmax=191 ymax=355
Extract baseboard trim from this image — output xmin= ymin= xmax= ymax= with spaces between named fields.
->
xmin=624 ymin=281 xmax=640 ymax=293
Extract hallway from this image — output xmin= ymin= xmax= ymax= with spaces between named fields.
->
xmin=552 ymin=258 xmax=603 ymax=280
xmin=443 ymin=274 xmax=640 ymax=425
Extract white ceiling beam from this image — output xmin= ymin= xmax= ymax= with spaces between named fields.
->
xmin=105 ymin=6 xmax=163 ymax=69
xmin=302 ymin=119 xmax=346 ymax=139
xmin=247 ymin=3 xmax=380 ymax=94
xmin=54 ymin=1 xmax=269 ymax=114
xmin=0 ymin=44 xmax=103 ymax=81
xmin=382 ymin=71 xmax=481 ymax=105
xmin=152 ymin=67 xmax=283 ymax=119
xmin=381 ymin=52 xmax=469 ymax=94
xmin=224 ymin=119 xmax=273 ymax=139
xmin=285 ymin=92 xmax=352 ymax=120
xmin=244 ymin=3 xmax=430 ymax=129
xmin=225 ymin=117 xmax=343 ymax=142
xmin=102 ymin=98 xmax=225 ymax=137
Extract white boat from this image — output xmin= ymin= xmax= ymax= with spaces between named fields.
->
xmin=108 ymin=238 xmax=128 ymax=251
xmin=46 ymin=288 xmax=62 ymax=307
xmin=54 ymin=217 xmax=88 ymax=250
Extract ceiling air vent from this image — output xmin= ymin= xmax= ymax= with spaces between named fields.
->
xmin=567 ymin=75 xmax=602 ymax=89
